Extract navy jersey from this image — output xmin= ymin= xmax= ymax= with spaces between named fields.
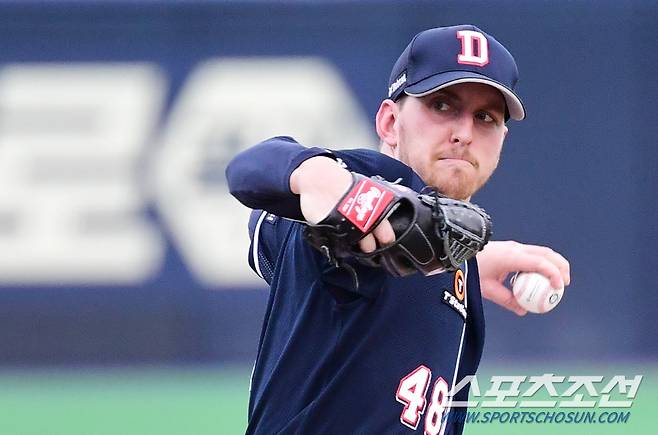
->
xmin=226 ymin=136 xmax=486 ymax=435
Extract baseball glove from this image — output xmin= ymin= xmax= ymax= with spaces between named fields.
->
xmin=303 ymin=173 xmax=492 ymax=277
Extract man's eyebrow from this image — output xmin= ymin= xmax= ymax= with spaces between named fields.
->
xmin=431 ymin=89 xmax=460 ymax=101
xmin=430 ymin=88 xmax=506 ymax=114
xmin=480 ymin=99 xmax=506 ymax=115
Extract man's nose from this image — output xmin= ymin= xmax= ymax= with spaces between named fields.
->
xmin=449 ymin=114 xmax=474 ymax=146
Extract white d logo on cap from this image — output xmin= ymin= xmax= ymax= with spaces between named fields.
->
xmin=456 ymin=30 xmax=489 ymax=67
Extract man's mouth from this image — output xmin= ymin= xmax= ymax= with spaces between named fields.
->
xmin=437 ymin=157 xmax=477 ymax=168
xmin=439 ymin=157 xmax=471 ymax=163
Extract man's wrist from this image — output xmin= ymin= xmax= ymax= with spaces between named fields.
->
xmin=290 ymin=156 xmax=350 ymax=195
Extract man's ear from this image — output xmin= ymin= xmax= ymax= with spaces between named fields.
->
xmin=375 ymin=99 xmax=399 ymax=149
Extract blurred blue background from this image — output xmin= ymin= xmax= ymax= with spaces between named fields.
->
xmin=0 ymin=0 xmax=655 ymax=434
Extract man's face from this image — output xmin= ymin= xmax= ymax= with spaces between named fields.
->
xmin=382 ymin=82 xmax=508 ymax=200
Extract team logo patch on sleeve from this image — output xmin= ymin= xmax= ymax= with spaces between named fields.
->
xmin=442 ymin=269 xmax=467 ymax=320
xmin=454 ymin=269 xmax=465 ymax=302
xmin=338 ymin=179 xmax=394 ymax=232
xmin=442 ymin=289 xmax=467 ymax=320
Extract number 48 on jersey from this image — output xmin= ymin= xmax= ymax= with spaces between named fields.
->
xmin=396 ymin=365 xmax=450 ymax=434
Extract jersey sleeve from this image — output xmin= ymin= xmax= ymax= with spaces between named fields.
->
xmin=226 ymin=136 xmax=334 ymax=221
xmin=247 ymin=209 xmax=295 ymax=285
xmin=225 ymin=136 xmax=422 ymax=221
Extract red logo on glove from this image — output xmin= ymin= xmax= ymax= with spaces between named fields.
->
xmin=338 ymin=179 xmax=394 ymax=232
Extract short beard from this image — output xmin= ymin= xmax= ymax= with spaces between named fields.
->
xmin=432 ymin=171 xmax=490 ymax=201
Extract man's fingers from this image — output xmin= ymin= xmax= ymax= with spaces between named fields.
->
xmin=358 ymin=219 xmax=395 ymax=253
xmin=482 ymin=280 xmax=527 ymax=316
xmin=372 ymin=219 xmax=396 ymax=247
xmin=520 ymin=244 xmax=571 ymax=286
xmin=507 ymin=253 xmax=565 ymax=290
xmin=358 ymin=234 xmax=377 ymax=253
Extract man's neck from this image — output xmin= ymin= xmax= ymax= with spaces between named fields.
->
xmin=379 ymin=143 xmax=395 ymax=159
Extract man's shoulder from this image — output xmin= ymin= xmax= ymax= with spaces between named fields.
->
xmin=330 ymin=148 xmax=420 ymax=187
xmin=332 ymin=147 xmax=403 ymax=167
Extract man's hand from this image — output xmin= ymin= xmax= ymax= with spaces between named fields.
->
xmin=290 ymin=156 xmax=395 ymax=253
xmin=477 ymin=241 xmax=571 ymax=316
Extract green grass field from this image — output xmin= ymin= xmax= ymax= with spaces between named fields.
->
xmin=0 ymin=363 xmax=653 ymax=435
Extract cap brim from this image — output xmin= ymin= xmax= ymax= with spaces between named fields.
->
xmin=404 ymin=71 xmax=526 ymax=121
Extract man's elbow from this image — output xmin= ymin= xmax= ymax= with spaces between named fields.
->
xmin=225 ymin=156 xmax=251 ymax=203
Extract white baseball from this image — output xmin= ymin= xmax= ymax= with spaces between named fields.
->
xmin=512 ymin=272 xmax=564 ymax=314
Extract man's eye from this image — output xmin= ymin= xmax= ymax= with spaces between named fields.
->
xmin=477 ymin=111 xmax=495 ymax=123
xmin=433 ymin=101 xmax=450 ymax=111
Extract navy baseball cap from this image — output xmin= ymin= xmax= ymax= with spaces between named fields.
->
xmin=388 ymin=25 xmax=526 ymax=121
